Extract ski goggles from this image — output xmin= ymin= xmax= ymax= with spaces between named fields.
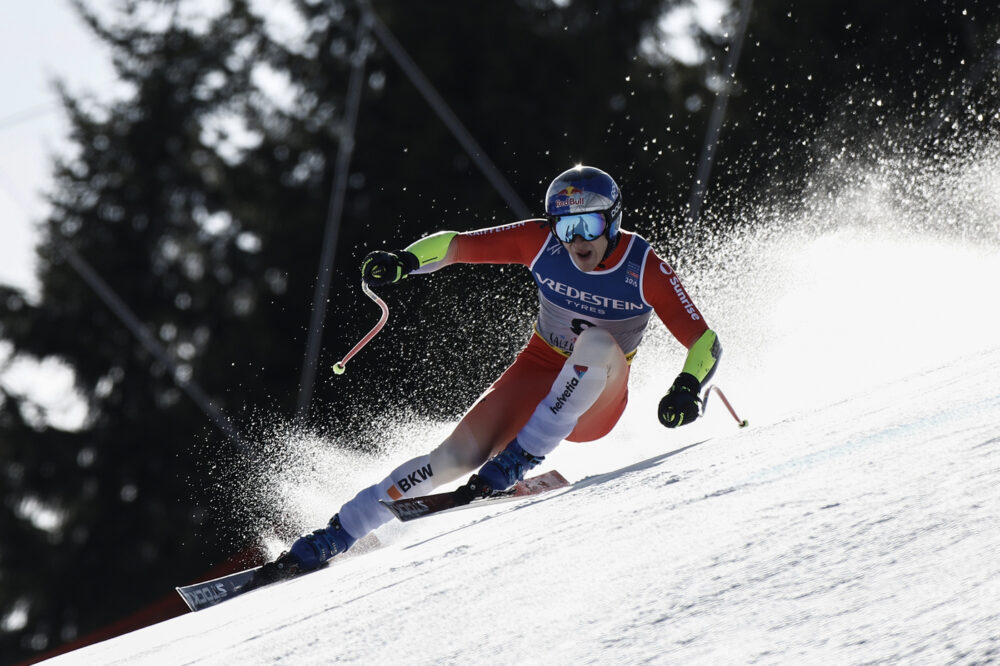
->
xmin=548 ymin=212 xmax=610 ymax=243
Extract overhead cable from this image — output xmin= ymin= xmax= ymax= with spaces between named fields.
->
xmin=687 ymin=0 xmax=754 ymax=227
xmin=58 ymin=239 xmax=245 ymax=448
xmin=367 ymin=8 xmax=532 ymax=219
xmin=295 ymin=11 xmax=373 ymax=420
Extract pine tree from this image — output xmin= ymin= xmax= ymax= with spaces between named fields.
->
xmin=0 ymin=0 xmax=284 ymax=658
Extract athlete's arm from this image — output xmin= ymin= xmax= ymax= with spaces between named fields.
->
xmin=641 ymin=249 xmax=718 ymax=369
xmin=404 ymin=231 xmax=459 ymax=273
xmin=360 ymin=231 xmax=460 ymax=286
xmin=407 ymin=220 xmax=551 ymax=274
xmin=680 ymin=329 xmax=721 ymax=385
xmin=641 ymin=248 xmax=721 ymax=428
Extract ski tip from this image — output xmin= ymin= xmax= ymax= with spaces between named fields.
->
xmin=175 ymin=566 xmax=262 ymax=612
xmin=175 ymin=586 xmax=201 ymax=612
xmin=549 ymin=470 xmax=570 ymax=485
xmin=175 ymin=587 xmax=196 ymax=612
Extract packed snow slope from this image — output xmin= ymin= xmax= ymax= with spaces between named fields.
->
xmin=47 ymin=143 xmax=1000 ymax=664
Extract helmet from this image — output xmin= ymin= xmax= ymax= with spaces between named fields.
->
xmin=544 ymin=166 xmax=622 ymax=245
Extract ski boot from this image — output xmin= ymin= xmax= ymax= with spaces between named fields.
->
xmin=454 ymin=439 xmax=545 ymax=505
xmin=248 ymin=514 xmax=356 ymax=588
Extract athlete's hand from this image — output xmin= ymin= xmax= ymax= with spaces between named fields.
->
xmin=658 ymin=373 xmax=702 ymax=428
xmin=360 ymin=250 xmax=418 ymax=287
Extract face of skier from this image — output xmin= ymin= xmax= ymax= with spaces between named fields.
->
xmin=562 ymin=234 xmax=608 ymax=272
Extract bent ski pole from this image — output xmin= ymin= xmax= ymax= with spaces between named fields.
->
xmin=332 ymin=282 xmax=389 ymax=375
xmin=702 ymin=385 xmax=749 ymax=428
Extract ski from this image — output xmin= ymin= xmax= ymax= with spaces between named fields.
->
xmin=177 ymin=558 xmax=324 ymax=612
xmin=176 ymin=473 xmax=570 ymax=610
xmin=176 ymin=566 xmax=268 ymax=612
xmin=177 ymin=533 xmax=382 ymax=612
xmin=379 ymin=470 xmax=570 ymax=522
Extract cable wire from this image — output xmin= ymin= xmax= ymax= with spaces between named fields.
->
xmin=295 ymin=12 xmax=373 ymax=420
xmin=687 ymin=0 xmax=754 ymax=227
xmin=367 ymin=7 xmax=532 ymax=219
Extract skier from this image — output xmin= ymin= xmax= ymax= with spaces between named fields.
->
xmin=268 ymin=165 xmax=720 ymax=577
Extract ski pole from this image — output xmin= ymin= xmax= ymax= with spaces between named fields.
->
xmin=332 ymin=282 xmax=389 ymax=375
xmin=702 ymin=384 xmax=749 ymax=428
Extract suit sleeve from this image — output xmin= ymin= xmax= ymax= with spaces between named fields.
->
xmin=641 ymin=248 xmax=710 ymax=348
xmin=452 ymin=219 xmax=551 ymax=265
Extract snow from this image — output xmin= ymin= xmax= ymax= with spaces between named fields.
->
xmin=42 ymin=148 xmax=1000 ymax=664
xmin=45 ymin=338 xmax=1000 ymax=664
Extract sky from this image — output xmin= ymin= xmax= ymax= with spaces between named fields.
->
xmin=0 ymin=1 xmax=122 ymax=431
xmin=0 ymin=0 xmax=121 ymax=296
xmin=0 ymin=0 xmax=300 ymax=429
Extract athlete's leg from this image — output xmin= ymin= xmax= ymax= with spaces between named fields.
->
xmin=566 ymin=335 xmax=630 ymax=443
xmin=285 ymin=332 xmax=625 ymax=569
xmin=518 ymin=326 xmax=629 ymax=455
xmin=335 ymin=340 xmax=559 ymax=541
xmin=467 ymin=327 xmax=630 ymax=496
xmin=425 ymin=339 xmax=562 ymax=479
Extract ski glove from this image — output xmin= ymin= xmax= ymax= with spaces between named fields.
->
xmin=360 ymin=250 xmax=419 ymax=287
xmin=658 ymin=372 xmax=702 ymax=428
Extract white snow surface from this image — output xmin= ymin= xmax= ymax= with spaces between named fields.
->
xmin=44 ymin=151 xmax=1000 ymax=664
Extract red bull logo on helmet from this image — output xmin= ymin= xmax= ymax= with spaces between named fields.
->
xmin=554 ymin=185 xmax=586 ymax=209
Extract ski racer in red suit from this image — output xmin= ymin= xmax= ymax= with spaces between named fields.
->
xmin=270 ymin=166 xmax=722 ymax=575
